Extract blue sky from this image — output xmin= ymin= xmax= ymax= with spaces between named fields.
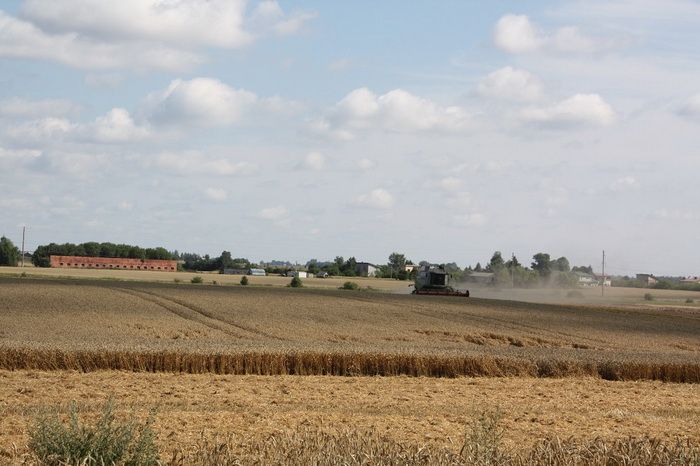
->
xmin=1 ymin=0 xmax=699 ymax=275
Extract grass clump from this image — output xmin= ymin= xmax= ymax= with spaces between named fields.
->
xmin=340 ymin=281 xmax=359 ymax=290
xmin=289 ymin=276 xmax=303 ymax=288
xmin=28 ymin=400 xmax=158 ymax=466
xmin=644 ymin=293 xmax=654 ymax=301
xmin=240 ymin=276 xmax=249 ymax=286
xmin=190 ymin=276 xmax=203 ymax=284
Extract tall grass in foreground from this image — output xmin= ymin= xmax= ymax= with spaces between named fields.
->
xmin=1 ymin=347 xmax=699 ymax=382
xmin=27 ymin=400 xmax=158 ymax=466
xmin=21 ymin=402 xmax=700 ymax=465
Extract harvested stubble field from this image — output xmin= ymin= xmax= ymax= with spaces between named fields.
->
xmin=1 ymin=277 xmax=699 ymax=382
xmin=1 ymin=371 xmax=700 ymax=462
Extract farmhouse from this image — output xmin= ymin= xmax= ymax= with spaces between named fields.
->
xmin=681 ymin=276 xmax=700 ymax=284
xmin=636 ymin=273 xmax=658 ymax=285
xmin=356 ymin=262 xmax=377 ymax=277
xmin=50 ymin=255 xmax=177 ymax=271
xmin=575 ymin=271 xmax=599 ymax=287
xmin=287 ymin=271 xmax=308 ymax=278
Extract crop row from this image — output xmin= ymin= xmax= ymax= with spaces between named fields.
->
xmin=1 ymin=347 xmax=698 ymax=382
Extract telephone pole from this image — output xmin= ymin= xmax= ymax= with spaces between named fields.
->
xmin=601 ymin=250 xmax=605 ymax=297
xmin=511 ymin=252 xmax=515 ymax=288
xmin=21 ymin=226 xmax=26 ymax=268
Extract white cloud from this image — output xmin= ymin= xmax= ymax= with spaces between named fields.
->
xmin=477 ymin=67 xmax=543 ymax=101
xmin=6 ymin=117 xmax=75 ymax=143
xmin=438 ymin=177 xmax=462 ymax=192
xmin=0 ymin=97 xmax=80 ymax=118
xmin=452 ymin=212 xmax=486 ymax=227
xmin=353 ymin=188 xmax=394 ymax=209
xmin=0 ymin=11 xmax=201 ymax=71
xmin=520 ymin=94 xmax=616 ymax=127
xmin=1 ymin=1 xmax=314 ymax=71
xmin=20 ymin=0 xmax=253 ymax=49
xmin=303 ymin=152 xmax=326 ymax=171
xmin=155 ymin=151 xmax=256 ymax=176
xmin=144 ymin=78 xmax=258 ymax=127
xmin=258 ymin=205 xmax=289 ymax=220
xmin=6 ymin=108 xmax=149 ymax=144
xmin=357 ymin=158 xmax=376 ymax=171
xmin=204 ymin=187 xmax=228 ymax=202
xmin=494 ymin=14 xmax=606 ymax=54
xmin=678 ymin=94 xmax=700 ymax=118
xmin=610 ymin=176 xmax=639 ymax=192
xmin=250 ymin=1 xmax=317 ymax=36
xmin=318 ymin=87 xmax=470 ymax=138
xmin=0 ymin=146 xmax=41 ymax=160
xmin=494 ymin=15 xmax=543 ymax=53
xmin=446 ymin=192 xmax=472 ymax=209
xmin=89 ymin=108 xmax=150 ymax=143
xmin=117 ymin=201 xmax=133 ymax=211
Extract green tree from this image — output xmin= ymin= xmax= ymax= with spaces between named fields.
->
xmin=0 ymin=236 xmax=20 ymax=266
xmin=388 ymin=252 xmax=406 ymax=278
xmin=553 ymin=256 xmax=571 ymax=272
xmin=531 ymin=253 xmax=551 ymax=277
xmin=506 ymin=255 xmax=521 ymax=269
xmin=474 ymin=262 xmax=483 ymax=272
xmin=572 ymin=265 xmax=593 ymax=274
xmin=306 ymin=259 xmax=320 ymax=274
xmin=488 ymin=251 xmax=505 ymax=272
xmin=341 ymin=257 xmax=357 ymax=276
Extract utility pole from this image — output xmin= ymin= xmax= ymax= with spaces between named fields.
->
xmin=511 ymin=252 xmax=515 ymax=289
xmin=21 ymin=226 xmax=26 ymax=268
xmin=601 ymin=250 xmax=605 ymax=297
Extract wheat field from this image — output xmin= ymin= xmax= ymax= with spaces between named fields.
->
xmin=1 ymin=277 xmax=698 ymax=381
xmin=2 ymin=276 xmax=700 ymax=462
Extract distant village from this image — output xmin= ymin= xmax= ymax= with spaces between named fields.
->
xmin=1 ymin=237 xmax=698 ymax=291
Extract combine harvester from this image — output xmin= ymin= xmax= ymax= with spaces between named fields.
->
xmin=411 ymin=265 xmax=470 ymax=297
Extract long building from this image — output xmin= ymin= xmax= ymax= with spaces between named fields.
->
xmin=50 ymin=255 xmax=177 ymax=272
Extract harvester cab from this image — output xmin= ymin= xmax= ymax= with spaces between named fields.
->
xmin=412 ymin=265 xmax=469 ymax=297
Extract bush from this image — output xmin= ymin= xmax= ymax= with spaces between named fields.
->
xmin=566 ymin=290 xmax=584 ymax=299
xmin=28 ymin=400 xmax=158 ymax=466
xmin=686 ymin=298 xmax=694 ymax=304
xmin=289 ymin=276 xmax=303 ymax=288
xmin=212 ymin=280 xmax=218 ymax=285
xmin=173 ymin=278 xmax=182 ymax=283
xmin=341 ymin=281 xmax=359 ymax=290
xmin=644 ymin=293 xmax=654 ymax=301
xmin=191 ymin=276 xmax=203 ymax=284
xmin=240 ymin=276 xmax=249 ymax=286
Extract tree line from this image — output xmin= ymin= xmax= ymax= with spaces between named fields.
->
xmin=31 ymin=242 xmax=173 ymax=267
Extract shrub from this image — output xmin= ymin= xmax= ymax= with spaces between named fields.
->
xmin=28 ymin=400 xmax=158 ymax=466
xmin=566 ymin=290 xmax=584 ymax=299
xmin=289 ymin=276 xmax=303 ymax=288
xmin=686 ymin=298 xmax=694 ymax=304
xmin=191 ymin=276 xmax=203 ymax=284
xmin=341 ymin=281 xmax=359 ymax=290
xmin=240 ymin=276 xmax=249 ymax=286
xmin=212 ymin=280 xmax=218 ymax=285
xmin=644 ymin=293 xmax=654 ymax=301
xmin=173 ymin=278 xmax=182 ymax=283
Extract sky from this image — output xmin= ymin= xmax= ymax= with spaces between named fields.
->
xmin=1 ymin=0 xmax=699 ymax=276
